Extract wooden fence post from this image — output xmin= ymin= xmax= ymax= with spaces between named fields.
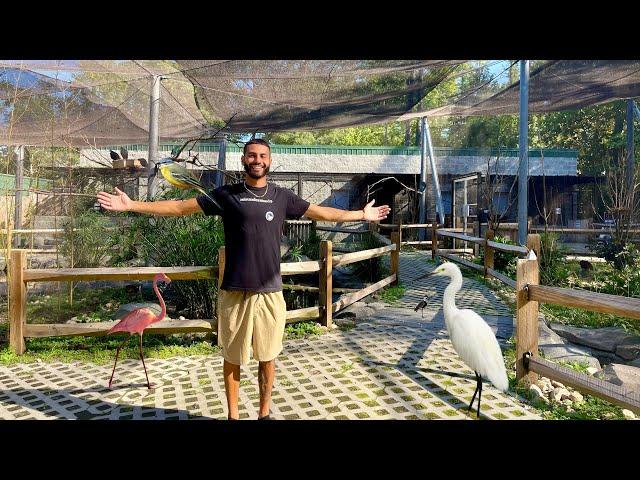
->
xmin=516 ymin=250 xmax=540 ymax=385
xmin=526 ymin=233 xmax=541 ymax=259
xmin=484 ymin=229 xmax=494 ymax=279
xmin=217 ymin=246 xmax=225 ymax=289
xmin=431 ymin=222 xmax=438 ymax=260
xmin=390 ymin=231 xmax=401 ymax=285
xmin=212 ymin=246 xmax=226 ymax=343
xmin=319 ymin=240 xmax=333 ymax=328
xmin=9 ymin=249 xmax=27 ymax=355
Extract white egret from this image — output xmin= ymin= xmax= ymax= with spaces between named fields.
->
xmin=417 ymin=262 xmax=508 ymax=418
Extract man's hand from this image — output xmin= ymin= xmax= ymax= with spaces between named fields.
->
xmin=97 ymin=187 xmax=131 ymax=212
xmin=363 ymin=199 xmax=390 ymax=222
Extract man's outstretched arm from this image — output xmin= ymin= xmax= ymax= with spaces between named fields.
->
xmin=303 ymin=200 xmax=390 ymax=222
xmin=97 ymin=187 xmax=203 ymax=216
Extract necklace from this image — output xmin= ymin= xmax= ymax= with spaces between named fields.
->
xmin=244 ymin=181 xmax=269 ymax=198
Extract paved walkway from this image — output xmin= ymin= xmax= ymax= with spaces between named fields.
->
xmin=0 ymin=252 xmax=541 ymax=420
xmin=397 ymin=251 xmax=512 ymax=316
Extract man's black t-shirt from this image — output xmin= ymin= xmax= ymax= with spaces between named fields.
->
xmin=196 ymin=182 xmax=310 ymax=292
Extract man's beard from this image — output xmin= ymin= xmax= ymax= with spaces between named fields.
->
xmin=243 ymin=162 xmax=270 ymax=179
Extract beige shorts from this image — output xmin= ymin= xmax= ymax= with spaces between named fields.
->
xmin=217 ymin=289 xmax=287 ymax=366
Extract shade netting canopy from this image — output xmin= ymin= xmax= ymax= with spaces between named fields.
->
xmin=0 ymin=60 xmax=462 ymax=146
xmin=1 ymin=60 xmax=639 ymax=148
xmin=399 ymin=60 xmax=640 ymax=120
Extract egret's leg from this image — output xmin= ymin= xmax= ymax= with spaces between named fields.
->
xmin=108 ymin=335 xmax=131 ymax=388
xmin=468 ymin=371 xmax=480 ymax=412
xmin=476 ymin=376 xmax=483 ymax=419
xmin=138 ymin=333 xmax=152 ymax=389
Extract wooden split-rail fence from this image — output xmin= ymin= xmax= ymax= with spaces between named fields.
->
xmin=7 ymin=232 xmax=401 ymax=354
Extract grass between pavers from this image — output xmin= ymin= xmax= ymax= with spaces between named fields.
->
xmin=376 ymin=283 xmax=406 ymax=305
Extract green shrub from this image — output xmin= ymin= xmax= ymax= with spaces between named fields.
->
xmin=59 ymin=211 xmax=116 ymax=268
xmin=301 ymin=230 xmax=322 ymax=260
xmin=108 ymin=189 xmax=224 ymax=319
xmin=588 ymin=234 xmax=639 ymax=269
xmin=478 ymin=235 xmax=517 ymax=276
xmin=592 ymin=244 xmax=640 ymax=298
xmin=348 ymin=231 xmax=388 ymax=282
xmin=539 ymin=232 xmax=571 ymax=286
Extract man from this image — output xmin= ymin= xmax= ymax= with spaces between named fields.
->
xmin=97 ymin=139 xmax=390 ymax=420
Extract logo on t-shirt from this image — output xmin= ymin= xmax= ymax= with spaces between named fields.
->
xmin=265 ymin=211 xmax=274 ymax=221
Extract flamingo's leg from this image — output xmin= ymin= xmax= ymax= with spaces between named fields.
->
xmin=108 ymin=335 xmax=131 ymax=388
xmin=138 ymin=333 xmax=153 ymax=389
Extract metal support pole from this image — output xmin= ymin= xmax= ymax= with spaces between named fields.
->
xmin=216 ymin=136 xmax=226 ymax=188
xmin=419 ymin=117 xmax=427 ymax=240
xmin=423 ymin=117 xmax=444 ymax=226
xmin=146 ymin=75 xmax=161 ymax=200
xmin=627 ymin=99 xmax=635 ymax=194
xmin=517 ymin=60 xmax=530 ymax=246
xmin=13 ymin=145 xmax=24 ymax=248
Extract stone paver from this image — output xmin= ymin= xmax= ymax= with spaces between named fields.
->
xmin=0 ymin=251 xmax=540 ymax=420
xmin=0 ymin=313 xmax=539 ymax=420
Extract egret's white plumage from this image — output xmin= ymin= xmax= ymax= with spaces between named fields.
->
xmin=426 ymin=262 xmax=508 ymax=415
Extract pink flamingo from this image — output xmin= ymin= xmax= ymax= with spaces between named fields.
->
xmin=107 ymin=273 xmax=171 ymax=389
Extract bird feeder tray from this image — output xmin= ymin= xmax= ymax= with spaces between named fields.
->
xmin=113 ymin=159 xmax=144 ymax=169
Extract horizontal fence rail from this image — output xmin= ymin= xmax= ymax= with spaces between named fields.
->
xmin=331 ymin=274 xmax=396 ymax=313
xmin=527 ymin=284 xmax=640 ymax=321
xmin=332 ymin=244 xmax=396 ymax=268
xmin=486 ymin=267 xmax=516 ymax=288
xmin=431 ymin=225 xmax=527 ymax=290
xmin=486 ymin=240 xmax=529 ymax=255
xmin=23 ymin=319 xmax=215 ymax=338
xmin=438 ymin=252 xmax=484 ymax=272
xmin=23 ymin=266 xmax=218 ymax=283
xmin=315 ymin=226 xmax=369 ymax=234
xmin=526 ymin=355 xmax=640 ymax=414
xmin=437 ymin=230 xmax=485 ymax=245
xmin=281 ymin=260 xmax=321 ymax=275
xmin=377 ymin=223 xmax=434 ymax=230
xmin=7 ymin=233 xmax=401 ymax=354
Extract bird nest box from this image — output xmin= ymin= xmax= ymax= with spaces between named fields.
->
xmin=112 ymin=158 xmax=146 ymax=169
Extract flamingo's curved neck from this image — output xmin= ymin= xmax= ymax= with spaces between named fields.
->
xmin=443 ymin=271 xmax=462 ymax=320
xmin=153 ymin=277 xmax=167 ymax=323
